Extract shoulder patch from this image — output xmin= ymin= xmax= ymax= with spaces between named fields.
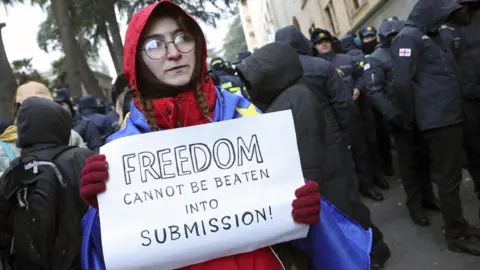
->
xmin=399 ymin=48 xmax=411 ymax=57
xmin=364 ymin=63 xmax=371 ymax=71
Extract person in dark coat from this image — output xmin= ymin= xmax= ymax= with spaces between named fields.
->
xmin=359 ymin=21 xmax=396 ymax=177
xmin=364 ymin=18 xmax=441 ymax=227
xmin=275 ymin=26 xmax=351 ymax=149
xmin=237 ymin=41 xmax=391 ymax=270
xmin=440 ymin=0 xmax=480 ymax=216
xmin=340 ymin=33 xmax=365 ymax=57
xmin=79 ymin=95 xmax=114 ymax=143
xmin=6 ymin=96 xmax=95 ymax=269
xmin=358 ymin=26 xmax=379 ymax=55
xmin=392 ymin=0 xmax=480 ymax=255
xmin=54 ymin=89 xmax=102 ymax=152
xmin=311 ymin=28 xmax=388 ymax=201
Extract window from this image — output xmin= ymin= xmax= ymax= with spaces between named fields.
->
xmin=347 ymin=0 xmax=367 ymax=16
xmin=246 ymin=15 xmax=252 ymax=24
xmin=249 ymin=31 xmax=255 ymax=38
xmin=324 ymin=1 xmax=339 ymax=34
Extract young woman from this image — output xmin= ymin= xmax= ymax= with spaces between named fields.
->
xmin=79 ymin=1 xmax=321 ymax=269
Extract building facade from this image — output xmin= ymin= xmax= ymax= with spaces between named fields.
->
xmin=238 ymin=0 xmax=417 ymax=51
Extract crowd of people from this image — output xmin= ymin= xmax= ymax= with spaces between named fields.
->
xmin=0 ymin=0 xmax=479 ymax=269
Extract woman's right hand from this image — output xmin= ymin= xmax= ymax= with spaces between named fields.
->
xmin=81 ymin=154 xmax=109 ymax=209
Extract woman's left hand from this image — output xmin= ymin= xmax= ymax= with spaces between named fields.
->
xmin=292 ymin=181 xmax=321 ymax=224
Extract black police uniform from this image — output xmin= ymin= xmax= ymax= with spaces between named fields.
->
xmin=391 ymin=0 xmax=480 ymax=253
xmin=364 ymin=18 xmax=439 ymax=226
xmin=311 ymin=28 xmax=385 ymax=201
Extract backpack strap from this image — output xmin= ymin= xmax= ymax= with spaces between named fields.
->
xmin=0 ymin=141 xmax=16 ymax=161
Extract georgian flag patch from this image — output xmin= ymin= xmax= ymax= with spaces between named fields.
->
xmin=399 ymin=48 xmax=411 ymax=57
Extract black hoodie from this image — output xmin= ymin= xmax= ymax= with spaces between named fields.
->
xmin=236 ymin=42 xmax=327 ymax=184
xmin=237 ymin=42 xmax=362 ymax=219
xmin=17 ymin=97 xmax=72 ymax=149
xmin=12 ymin=96 xmax=94 ymax=270
xmin=275 ymin=25 xmax=352 ymax=147
xmin=391 ymin=0 xmax=464 ymax=131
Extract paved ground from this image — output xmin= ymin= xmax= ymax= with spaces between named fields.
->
xmin=364 ymin=171 xmax=480 ymax=270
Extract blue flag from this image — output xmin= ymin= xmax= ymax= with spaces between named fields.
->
xmin=81 ymin=88 xmax=371 ymax=269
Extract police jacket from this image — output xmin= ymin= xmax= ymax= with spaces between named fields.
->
xmin=363 ymin=45 xmax=402 ymax=121
xmin=391 ymin=0 xmax=464 ymax=131
xmin=72 ymin=114 xmax=102 ymax=152
xmin=319 ymin=51 xmax=364 ymax=94
xmin=275 ymin=25 xmax=352 ymax=147
xmin=441 ymin=9 xmax=480 ymax=100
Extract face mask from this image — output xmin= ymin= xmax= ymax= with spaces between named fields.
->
xmin=361 ymin=39 xmax=378 ymax=54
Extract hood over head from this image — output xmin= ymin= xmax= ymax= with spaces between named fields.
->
xmin=378 ymin=19 xmax=406 ymax=44
xmin=407 ymin=0 xmax=462 ymax=32
xmin=340 ymin=34 xmax=360 ymax=52
xmin=79 ymin=95 xmax=98 ymax=111
xmin=17 ymin=96 xmax=71 ymax=149
xmin=236 ymin=42 xmax=303 ymax=107
xmin=275 ymin=26 xmax=312 ymax=55
xmin=123 ymin=0 xmax=211 ymax=99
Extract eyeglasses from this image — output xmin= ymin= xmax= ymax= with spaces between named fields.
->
xmin=142 ymin=33 xmax=195 ymax=60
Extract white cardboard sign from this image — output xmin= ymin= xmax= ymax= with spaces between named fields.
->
xmin=98 ymin=110 xmax=308 ymax=270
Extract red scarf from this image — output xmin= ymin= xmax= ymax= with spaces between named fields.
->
xmin=148 ymin=80 xmax=216 ymax=130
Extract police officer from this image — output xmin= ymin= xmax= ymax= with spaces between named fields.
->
xmin=392 ymin=0 xmax=480 ymax=255
xmin=340 ymin=32 xmax=364 ymax=57
xmin=364 ymin=17 xmax=441 ymax=227
xmin=359 ymin=24 xmax=395 ymax=177
xmin=275 ymin=25 xmax=391 ymax=269
xmin=232 ymin=51 xmax=252 ymax=65
xmin=440 ymin=0 xmax=480 ymax=217
xmin=358 ymin=26 xmax=379 ymax=55
xmin=54 ymin=89 xmax=102 ymax=152
xmin=311 ymin=28 xmax=388 ymax=201
xmin=210 ymin=57 xmax=248 ymax=97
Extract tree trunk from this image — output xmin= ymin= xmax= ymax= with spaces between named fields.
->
xmin=0 ymin=23 xmax=17 ymax=120
xmin=102 ymin=22 xmax=119 ymax=73
xmin=51 ymin=0 xmax=83 ymax=97
xmin=52 ymin=0 xmax=106 ymax=99
xmin=76 ymin=40 xmax=108 ymax=100
xmin=103 ymin=0 xmax=124 ymax=74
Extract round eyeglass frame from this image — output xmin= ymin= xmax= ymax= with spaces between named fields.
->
xmin=141 ymin=34 xmax=195 ymax=60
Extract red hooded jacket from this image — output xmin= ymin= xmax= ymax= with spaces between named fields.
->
xmin=123 ymin=1 xmax=285 ymax=269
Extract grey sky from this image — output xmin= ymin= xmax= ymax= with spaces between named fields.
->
xmin=0 ymin=4 xmax=232 ymax=78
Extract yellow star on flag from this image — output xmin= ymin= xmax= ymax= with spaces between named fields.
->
xmin=235 ymin=103 xmax=260 ymax=117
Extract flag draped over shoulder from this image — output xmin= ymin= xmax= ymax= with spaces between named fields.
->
xmin=81 ymin=88 xmax=371 ymax=270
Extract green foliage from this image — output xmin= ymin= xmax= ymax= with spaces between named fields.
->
xmin=222 ymin=14 xmax=248 ymax=62
xmin=11 ymin=58 xmax=51 ymax=87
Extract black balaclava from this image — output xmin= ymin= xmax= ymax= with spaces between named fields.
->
xmin=361 ymin=37 xmax=378 ymax=54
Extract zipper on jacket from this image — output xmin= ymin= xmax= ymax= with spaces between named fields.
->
xmin=269 ymin=246 xmax=286 ymax=270
xmin=174 ymin=102 xmax=182 ymax=127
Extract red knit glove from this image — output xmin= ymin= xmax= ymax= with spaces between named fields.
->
xmin=80 ymin=154 xmax=109 ymax=209
xmin=292 ymin=181 xmax=321 ymax=224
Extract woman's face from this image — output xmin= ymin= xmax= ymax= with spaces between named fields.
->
xmin=140 ymin=16 xmax=196 ymax=86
